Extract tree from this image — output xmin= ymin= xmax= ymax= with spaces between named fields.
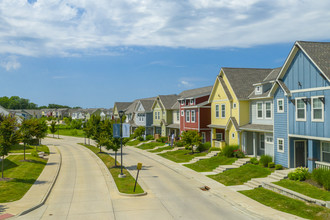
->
xmin=0 ymin=114 xmax=20 ymax=178
xmin=180 ymin=130 xmax=202 ymax=154
xmin=35 ymin=119 xmax=48 ymax=146
xmin=133 ymin=126 xmax=145 ymax=138
xmin=49 ymin=120 xmax=58 ymax=138
xmin=71 ymin=119 xmax=82 ymax=129
xmin=91 ymin=117 xmax=112 ymax=153
xmin=109 ymin=137 xmax=129 ymax=167
xmin=20 ymin=119 xmax=36 ymax=160
xmin=83 ymin=120 xmax=93 ymax=145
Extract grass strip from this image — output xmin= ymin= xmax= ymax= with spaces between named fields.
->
xmin=149 ymin=146 xmax=173 ymax=153
xmin=273 ymin=179 xmax=330 ymax=201
xmin=208 ymin=164 xmax=271 ymax=186
xmin=240 ymin=188 xmax=330 ymax=219
xmin=137 ymin=142 xmax=165 ymax=150
xmin=159 ymin=149 xmax=207 ymax=163
xmin=48 ymin=128 xmax=85 ymax=138
xmin=185 ymin=155 xmax=237 ymax=172
xmin=0 ymin=154 xmax=48 ymax=203
xmin=9 ymin=144 xmax=50 ymax=154
xmin=81 ymin=144 xmax=144 ymax=194
xmin=126 ymin=140 xmax=147 ymax=146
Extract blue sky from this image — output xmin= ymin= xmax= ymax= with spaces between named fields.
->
xmin=0 ymin=0 xmax=329 ymax=108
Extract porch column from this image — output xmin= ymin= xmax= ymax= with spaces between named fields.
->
xmin=211 ymin=128 xmax=214 ymax=148
xmin=242 ymin=132 xmax=246 ymax=153
xmin=253 ymin=132 xmax=257 ymax=157
xmin=307 ymin=139 xmax=314 ymax=172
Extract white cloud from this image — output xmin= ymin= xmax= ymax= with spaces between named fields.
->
xmin=0 ymin=56 xmax=21 ymax=71
xmin=0 ymin=0 xmax=329 ymax=57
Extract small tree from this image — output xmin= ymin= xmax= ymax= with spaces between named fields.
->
xmin=35 ymin=119 xmax=48 ymax=147
xmin=109 ymin=137 xmax=129 ymax=167
xmin=181 ymin=130 xmax=202 ymax=154
xmin=0 ymin=114 xmax=20 ymax=178
xmin=49 ymin=120 xmax=58 ymax=138
xmin=20 ymin=119 xmax=36 ymax=161
xmin=83 ymin=120 xmax=93 ymax=145
xmin=133 ymin=126 xmax=145 ymax=138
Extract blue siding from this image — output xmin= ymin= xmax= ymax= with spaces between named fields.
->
xmin=274 ymin=87 xmax=289 ymax=167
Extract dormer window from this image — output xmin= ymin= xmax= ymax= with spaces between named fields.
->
xmin=255 ymin=86 xmax=262 ymax=95
xmin=190 ymin=99 xmax=194 ymax=105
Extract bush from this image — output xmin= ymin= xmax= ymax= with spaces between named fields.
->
xmin=221 ymin=145 xmax=239 ymax=157
xmin=312 ymin=168 xmax=330 ymax=190
xmin=31 ymin=151 xmax=39 ymax=158
xmin=197 ymin=142 xmax=211 ymax=152
xmin=259 ymin=155 xmax=272 ymax=167
xmin=137 ymin=136 xmax=144 ymax=141
xmin=146 ymin=135 xmax=154 ymax=141
xmin=156 ymin=137 xmax=167 ymax=143
xmin=275 ymin=164 xmax=283 ymax=170
xmin=175 ymin=140 xmax=185 ymax=147
xmin=250 ymin=157 xmax=259 ymax=165
xmin=288 ymin=167 xmax=310 ymax=181
xmin=233 ymin=149 xmax=245 ymax=158
xmin=268 ymin=162 xmax=275 ymax=168
xmin=208 ymin=147 xmax=221 ymax=152
xmin=70 ymin=129 xmax=78 ymax=136
xmin=133 ymin=126 xmax=145 ymax=138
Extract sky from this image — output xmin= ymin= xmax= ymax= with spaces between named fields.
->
xmin=0 ymin=0 xmax=329 ymax=108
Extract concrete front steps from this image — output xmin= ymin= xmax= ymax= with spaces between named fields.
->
xmin=244 ymin=169 xmax=294 ymax=189
xmin=212 ymin=158 xmax=250 ymax=174
xmin=180 ymin=151 xmax=219 ymax=165
xmin=154 ymin=147 xmax=185 ymax=154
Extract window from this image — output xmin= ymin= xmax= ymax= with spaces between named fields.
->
xmin=201 ymin=132 xmax=206 ymax=143
xmin=215 ymin=104 xmax=219 ymax=118
xmin=155 ymin=112 xmax=157 ymax=120
xmin=257 ymin=102 xmax=263 ymax=119
xmin=277 ymin=99 xmax=284 ymax=113
xmin=255 ymin=86 xmax=262 ymax=95
xmin=265 ymin=102 xmax=272 ymax=119
xmin=157 ymin=112 xmax=160 ymax=120
xmin=232 ymin=132 xmax=235 ymax=139
xmin=181 ymin=100 xmax=185 ymax=105
xmin=277 ymin=138 xmax=284 ymax=153
xmin=296 ymin=98 xmax=306 ymax=121
xmin=190 ymin=99 xmax=194 ymax=105
xmin=177 ymin=110 xmax=180 ymax=121
xmin=181 ymin=110 xmax=184 ymax=116
xmin=221 ymin=104 xmax=225 ymax=118
xmin=163 ymin=111 xmax=165 ymax=116
xmin=312 ymin=96 xmax=324 ymax=122
xmin=266 ymin=136 xmax=273 ymax=143
xmin=216 ymin=133 xmax=223 ymax=141
xmin=260 ymin=134 xmax=265 ymax=150
xmin=191 ymin=110 xmax=195 ymax=122
xmin=321 ymin=142 xmax=330 ymax=163
xmin=233 ymin=103 xmax=237 ymax=109
xmin=186 ymin=110 xmax=190 ymax=122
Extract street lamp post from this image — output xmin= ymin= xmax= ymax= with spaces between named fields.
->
xmin=118 ymin=110 xmax=126 ymax=178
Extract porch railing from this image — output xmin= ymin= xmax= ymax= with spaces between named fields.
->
xmin=214 ymin=140 xmax=226 ymax=149
xmin=315 ymin=161 xmax=330 ymax=170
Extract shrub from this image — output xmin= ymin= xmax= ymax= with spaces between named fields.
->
xmin=175 ymin=140 xmax=184 ymax=147
xmin=312 ymin=168 xmax=330 ymax=190
xmin=70 ymin=129 xmax=78 ymax=136
xmin=197 ymin=142 xmax=211 ymax=152
xmin=146 ymin=135 xmax=154 ymax=141
xmin=250 ymin=157 xmax=259 ymax=165
xmin=137 ymin=136 xmax=144 ymax=141
xmin=133 ymin=126 xmax=145 ymax=138
xmin=208 ymin=147 xmax=221 ymax=152
xmin=288 ymin=167 xmax=310 ymax=181
xmin=259 ymin=155 xmax=272 ymax=167
xmin=156 ymin=137 xmax=167 ymax=143
xmin=31 ymin=151 xmax=39 ymax=158
xmin=233 ymin=149 xmax=245 ymax=158
xmin=275 ymin=164 xmax=283 ymax=170
xmin=268 ymin=162 xmax=275 ymax=168
xmin=221 ymin=145 xmax=239 ymax=157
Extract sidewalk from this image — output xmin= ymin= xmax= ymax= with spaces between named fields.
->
xmin=127 ymin=146 xmax=304 ymax=220
xmin=0 ymin=145 xmax=61 ymax=219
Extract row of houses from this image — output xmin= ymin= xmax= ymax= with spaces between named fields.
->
xmin=112 ymin=41 xmax=330 ymax=172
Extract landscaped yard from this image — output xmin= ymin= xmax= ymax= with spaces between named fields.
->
xmin=240 ymin=188 xmax=330 ymax=220
xmin=208 ymin=164 xmax=272 ymax=186
xmin=0 ymin=154 xmax=48 ymax=203
xmin=9 ymin=144 xmax=50 ymax=154
xmin=81 ymin=144 xmax=144 ymax=194
xmin=274 ymin=179 xmax=330 ymax=201
xmin=149 ymin=146 xmax=173 ymax=153
xmin=184 ymin=155 xmax=237 ymax=172
xmin=137 ymin=142 xmax=165 ymax=150
xmin=159 ymin=149 xmax=207 ymax=163
xmin=126 ymin=139 xmax=146 ymax=146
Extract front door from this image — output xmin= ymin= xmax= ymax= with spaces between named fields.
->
xmin=295 ymin=141 xmax=306 ymax=167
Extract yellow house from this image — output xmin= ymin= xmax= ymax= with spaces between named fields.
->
xmin=208 ymin=68 xmax=274 ymax=148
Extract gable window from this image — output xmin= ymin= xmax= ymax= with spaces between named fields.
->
xmin=191 ymin=110 xmax=195 ymax=122
xmin=190 ymin=99 xmax=194 ymax=105
xmin=255 ymin=86 xmax=262 ymax=95
xmin=256 ymin=102 xmax=263 ymax=119
xmin=277 ymin=138 xmax=284 ymax=153
xmin=296 ymin=98 xmax=306 ymax=121
xmin=312 ymin=96 xmax=324 ymax=122
xmin=215 ymin=104 xmax=219 ymax=118
xmin=277 ymin=99 xmax=284 ymax=113
xmin=177 ymin=110 xmax=180 ymax=121
xmin=321 ymin=142 xmax=330 ymax=163
xmin=186 ymin=110 xmax=190 ymax=122
xmin=221 ymin=104 xmax=225 ymax=118
xmin=181 ymin=110 xmax=184 ymax=116
xmin=231 ymin=132 xmax=235 ymax=139
xmin=265 ymin=102 xmax=272 ymax=119
xmin=233 ymin=103 xmax=237 ymax=109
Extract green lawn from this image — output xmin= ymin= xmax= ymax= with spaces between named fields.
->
xmin=0 ymin=154 xmax=48 ymax=203
xmin=240 ymin=188 xmax=330 ymax=220
xmin=9 ymin=144 xmax=50 ymax=154
xmin=149 ymin=146 xmax=173 ymax=153
xmin=48 ymin=128 xmax=85 ymax=138
xmin=159 ymin=149 xmax=207 ymax=163
xmin=185 ymin=155 xmax=237 ymax=172
xmin=126 ymin=139 xmax=146 ymax=146
xmin=137 ymin=142 xmax=165 ymax=150
xmin=208 ymin=164 xmax=272 ymax=186
xmin=273 ymin=179 xmax=330 ymax=201
xmin=81 ymin=144 xmax=144 ymax=194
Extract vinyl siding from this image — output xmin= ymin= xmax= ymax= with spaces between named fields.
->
xmin=250 ymin=100 xmax=273 ymax=125
xmin=239 ymin=100 xmax=250 ymax=126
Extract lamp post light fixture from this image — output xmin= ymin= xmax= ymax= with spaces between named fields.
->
xmin=118 ymin=110 xmax=126 ymax=178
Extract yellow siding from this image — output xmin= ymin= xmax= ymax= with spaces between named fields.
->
xmin=239 ymin=100 xmax=250 ymax=126
xmin=227 ymin=122 xmax=239 ymax=146
xmin=210 ymin=78 xmax=230 ymax=126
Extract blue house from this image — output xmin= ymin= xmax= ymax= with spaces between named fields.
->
xmin=272 ymin=41 xmax=330 ymax=171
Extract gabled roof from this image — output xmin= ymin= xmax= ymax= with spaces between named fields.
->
xmin=218 ymin=76 xmax=233 ymax=100
xmin=178 ymin=86 xmax=213 ymax=99
xmin=263 ymin=67 xmax=282 ymax=82
xmin=114 ymin=102 xmax=132 ymax=112
xmin=157 ymin=94 xmax=179 ymax=109
xmin=139 ymin=99 xmax=155 ymax=112
xmin=277 ymin=79 xmax=291 ymax=96
xmin=226 ymin=117 xmax=239 ymax=131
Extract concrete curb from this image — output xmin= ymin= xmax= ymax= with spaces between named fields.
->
xmin=81 ymin=144 xmax=147 ymax=197
xmin=14 ymin=146 xmax=62 ymax=218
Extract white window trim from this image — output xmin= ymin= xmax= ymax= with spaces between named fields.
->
xmin=321 ymin=141 xmax=330 ymax=162
xmin=277 ymin=99 xmax=284 ymax=113
xmin=232 ymin=132 xmax=235 ymax=139
xmin=255 ymin=86 xmax=262 ymax=95
xmin=176 ymin=110 xmax=179 ymax=121
xmin=311 ymin=96 xmax=324 ymax=122
xmin=265 ymin=136 xmax=273 ymax=144
xmin=296 ymin=97 xmax=306 ymax=122
xmin=256 ymin=102 xmax=263 ymax=119
xmin=233 ymin=103 xmax=237 ymax=109
xmin=181 ymin=110 xmax=184 ymax=116
xmin=181 ymin=100 xmax=185 ymax=105
xmin=190 ymin=99 xmax=194 ymax=105
xmin=216 ymin=133 xmax=223 ymax=141
xmin=260 ymin=133 xmax=265 ymax=150
xmin=265 ymin=101 xmax=272 ymax=119
xmin=191 ymin=110 xmax=195 ymax=122
xmin=221 ymin=104 xmax=226 ymax=118
xmin=277 ymin=138 xmax=284 ymax=153
xmin=215 ymin=104 xmax=219 ymax=118
xmin=186 ymin=110 xmax=190 ymax=122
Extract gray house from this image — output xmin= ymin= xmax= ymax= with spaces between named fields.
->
xmin=134 ymin=99 xmax=155 ymax=136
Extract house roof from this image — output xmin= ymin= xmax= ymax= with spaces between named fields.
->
xmin=297 ymin=41 xmax=330 ymax=80
xmin=114 ymin=102 xmax=132 ymax=112
xmin=222 ymin=68 xmax=274 ymax=100
xmin=218 ymin=76 xmax=233 ymax=100
xmin=178 ymin=86 xmax=213 ymax=99
xmin=277 ymin=79 xmax=291 ymax=96
xmin=158 ymin=94 xmax=179 ymax=109
xmin=139 ymin=99 xmax=155 ymax=112
xmin=226 ymin=117 xmax=239 ymax=131
xmin=127 ymin=97 xmax=156 ymax=114
xmin=263 ymin=67 xmax=282 ymax=82
xmin=167 ymin=123 xmax=180 ymax=129
xmin=239 ymin=124 xmax=273 ymax=132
